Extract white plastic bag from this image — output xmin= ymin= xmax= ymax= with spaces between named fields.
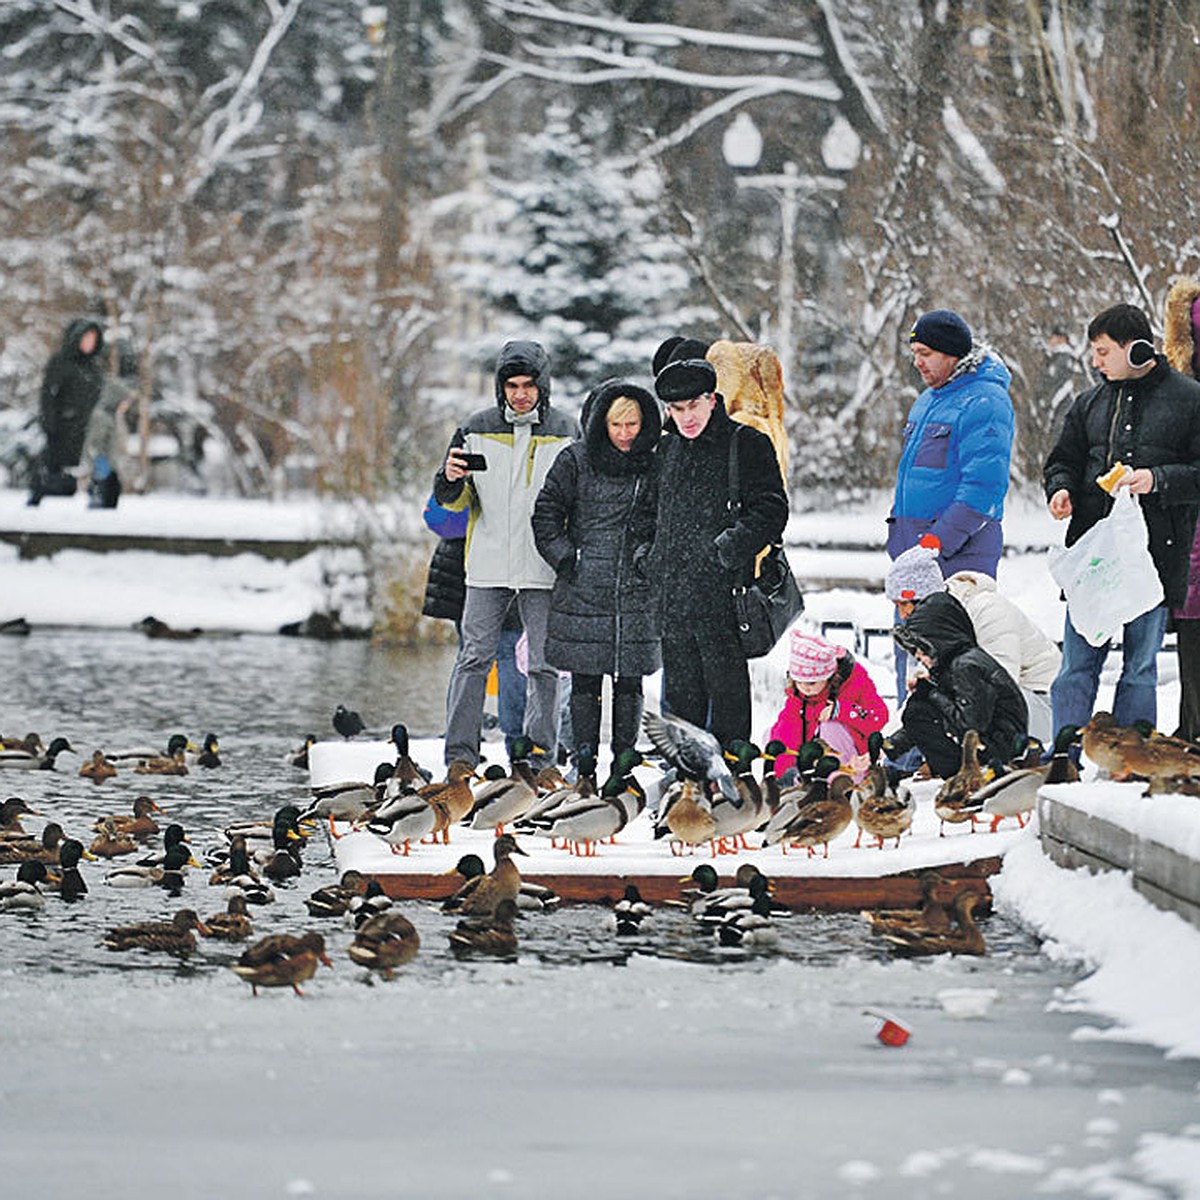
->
xmin=1050 ymin=488 xmax=1164 ymax=647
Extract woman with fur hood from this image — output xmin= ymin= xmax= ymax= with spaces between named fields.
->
xmin=1165 ymin=276 xmax=1200 ymax=739
xmin=532 ymin=379 xmax=661 ymax=766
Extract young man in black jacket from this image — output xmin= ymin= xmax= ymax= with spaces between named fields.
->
xmin=1044 ymin=303 xmax=1200 ymax=733
xmin=651 ymin=357 xmax=788 ymax=746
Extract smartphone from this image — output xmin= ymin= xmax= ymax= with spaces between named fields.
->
xmin=458 ymin=452 xmax=488 ymax=472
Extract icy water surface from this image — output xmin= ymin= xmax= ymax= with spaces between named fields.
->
xmin=0 ymin=630 xmax=1197 ymax=1199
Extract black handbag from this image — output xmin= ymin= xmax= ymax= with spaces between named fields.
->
xmin=727 ymin=426 xmax=804 ymax=658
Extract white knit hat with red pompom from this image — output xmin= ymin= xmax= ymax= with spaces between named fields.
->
xmin=885 ymin=534 xmax=946 ymax=603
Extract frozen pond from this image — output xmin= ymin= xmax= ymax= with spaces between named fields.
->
xmin=0 ymin=631 xmax=1196 ymax=1199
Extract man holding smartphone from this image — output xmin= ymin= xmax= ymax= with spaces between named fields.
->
xmin=433 ymin=340 xmax=580 ymax=770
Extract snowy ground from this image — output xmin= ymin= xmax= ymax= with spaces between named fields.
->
xmin=1 ymin=486 xmax=1199 ymax=1198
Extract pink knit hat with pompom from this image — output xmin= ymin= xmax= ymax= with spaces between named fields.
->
xmin=788 ymin=631 xmax=840 ymax=682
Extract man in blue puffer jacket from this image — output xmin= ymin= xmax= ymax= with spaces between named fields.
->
xmin=886 ymin=309 xmax=1014 ymax=702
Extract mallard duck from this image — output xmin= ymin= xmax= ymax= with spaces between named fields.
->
xmin=305 ymin=869 xmax=369 ymax=918
xmin=345 ymin=880 xmax=393 ymax=930
xmin=387 ymin=723 xmax=432 ymax=786
xmin=854 ymin=735 xmax=915 ymax=849
xmin=933 ymin=730 xmax=990 ymax=833
xmin=202 ymin=893 xmax=254 ymax=941
xmin=138 ymin=615 xmax=202 ymax=640
xmin=445 ymin=853 xmax=560 ymax=912
xmin=365 ymin=774 xmax=453 ymax=856
xmin=88 ymin=818 xmax=139 ymax=859
xmin=230 ymin=931 xmax=332 ymax=996
xmin=517 ymin=747 xmax=602 ymax=830
xmin=192 ymin=732 xmax=221 ymax=769
xmin=134 ymin=746 xmax=189 ymax=776
xmin=211 ymin=838 xmax=275 ymax=905
xmin=679 ymin=863 xmax=766 ymax=918
xmin=0 ymin=860 xmax=48 ymax=911
xmin=347 ymin=910 xmax=421 ymax=978
xmin=220 ymin=804 xmax=310 ymax=860
xmin=861 ymin=872 xmax=954 ymax=937
xmin=520 ymin=751 xmax=646 ymax=856
xmin=302 ymin=762 xmax=393 ymax=837
xmin=442 ymin=832 xmax=528 ymax=916
xmin=654 ymin=776 xmax=718 ymax=853
xmin=1117 ymin=723 xmax=1200 ymax=790
xmin=642 ymin=711 xmax=740 ymax=805
xmin=332 ymin=704 xmax=365 ymax=740
xmin=105 ymin=842 xmax=199 ymax=891
xmin=255 ymin=813 xmax=305 ymax=881
xmin=79 ymin=750 xmax=118 ymax=784
xmin=44 ymin=838 xmax=94 ymax=901
xmin=1080 ymin=712 xmax=1143 ymax=779
xmin=103 ymin=908 xmax=209 ymax=955
xmin=0 ymin=736 xmax=74 ymax=770
xmin=0 ymin=822 xmax=66 ymax=865
xmin=0 ymin=732 xmax=43 ymax=754
xmin=759 ymin=747 xmax=834 ymax=843
xmin=109 ymin=733 xmax=191 ymax=769
xmin=712 ymin=890 xmax=781 ymax=948
xmin=607 ymin=883 xmax=653 ymax=936
xmin=94 ymin=795 xmax=163 ymax=840
xmin=0 ymin=796 xmax=39 ymax=837
xmin=974 ymin=725 xmax=1082 ymax=832
xmin=761 ymin=757 xmax=846 ymax=852
xmin=135 ymin=823 xmax=191 ymax=868
xmin=879 ymin=891 xmax=987 ymax=957
xmin=467 ymin=738 xmax=541 ymax=834
xmin=778 ymin=770 xmax=856 ymax=858
xmin=447 ymin=896 xmax=519 ymax=957
xmin=287 ymin=734 xmax=318 ymax=770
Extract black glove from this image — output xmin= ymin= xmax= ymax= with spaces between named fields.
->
xmin=910 ymin=677 xmax=933 ymax=701
xmin=713 ymin=527 xmax=742 ymax=570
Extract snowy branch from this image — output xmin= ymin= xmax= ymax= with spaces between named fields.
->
xmin=50 ymin=0 xmax=165 ymax=71
xmin=810 ymin=0 xmax=888 ymax=136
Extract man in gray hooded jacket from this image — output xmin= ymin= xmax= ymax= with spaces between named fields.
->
xmin=433 ymin=341 xmax=579 ymax=769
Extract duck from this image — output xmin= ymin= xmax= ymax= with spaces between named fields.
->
xmin=230 ymin=931 xmax=333 ymax=996
xmin=88 ymin=818 xmax=140 ymax=859
xmin=345 ymin=879 xmax=393 ymax=930
xmin=878 ymin=891 xmax=987 ymax=957
xmin=854 ymin=735 xmax=915 ymax=849
xmin=220 ymin=804 xmax=310 ymax=859
xmin=103 ymin=908 xmax=209 ymax=955
xmin=202 ymin=893 xmax=254 ymax=942
xmin=105 ymin=842 xmax=199 ymax=891
xmin=133 ymin=742 xmax=190 ymax=776
xmin=0 ymin=860 xmax=48 ymax=911
xmin=933 ymin=729 xmax=990 ymax=833
xmin=777 ymin=768 xmax=856 ymax=859
xmin=94 ymin=795 xmax=164 ymax=840
xmin=519 ymin=750 xmax=646 ymax=856
xmin=447 ymin=896 xmax=519 ymax=957
xmin=302 ymin=761 xmax=394 ymax=837
xmin=466 ymin=737 xmax=541 ymax=834
xmin=653 ymin=776 xmax=719 ymax=854
xmin=304 ymin=869 xmax=369 ymax=918
xmin=333 ymin=704 xmax=366 ymax=739
xmin=108 ymin=733 xmax=191 ymax=769
xmin=79 ymin=750 xmax=118 ymax=784
xmin=192 ymin=732 xmax=222 ymax=769
xmin=759 ymin=745 xmax=833 ymax=844
xmin=712 ymin=890 xmax=781 ymax=949
xmin=442 ymin=832 xmax=528 ymax=916
xmin=135 ymin=823 xmax=191 ymax=868
xmin=44 ymin=838 xmax=94 ymax=902
xmin=347 ymin=910 xmax=421 ymax=978
xmin=255 ymin=815 xmax=305 ymax=881
xmin=973 ymin=725 xmax=1082 ymax=832
xmin=209 ymin=836 xmax=272 ymax=900
xmin=445 ymin=852 xmax=560 ymax=912
xmin=0 ymin=732 xmax=43 ymax=754
xmin=387 ymin=723 xmax=432 ymax=786
xmin=287 ymin=734 xmax=318 ymax=770
xmin=364 ymin=776 xmax=453 ymax=856
xmin=138 ymin=615 xmax=202 ymax=640
xmin=1116 ymin=722 xmax=1200 ymax=791
xmin=0 ymin=736 xmax=74 ymax=771
xmin=642 ymin=710 xmax=740 ymax=805
xmin=0 ymin=822 xmax=67 ymax=865
xmin=1080 ymin=712 xmax=1144 ymax=779
xmin=606 ymin=883 xmax=653 ymax=936
xmin=861 ymin=872 xmax=954 ymax=937
xmin=517 ymin=746 xmax=600 ymax=829
xmin=0 ymin=796 xmax=39 ymax=837
xmin=680 ymin=863 xmax=771 ymax=919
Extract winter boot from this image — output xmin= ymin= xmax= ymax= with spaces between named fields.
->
xmin=610 ymin=685 xmax=644 ymax=757
xmin=569 ymin=683 xmax=602 ymax=773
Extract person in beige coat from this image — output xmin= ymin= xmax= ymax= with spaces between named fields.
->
xmin=886 ymin=540 xmax=1060 ymax=743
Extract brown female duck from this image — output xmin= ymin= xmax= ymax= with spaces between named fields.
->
xmin=103 ymin=908 xmax=209 ymax=955
xmin=230 ymin=931 xmax=333 ymax=996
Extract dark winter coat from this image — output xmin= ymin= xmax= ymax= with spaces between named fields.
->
xmin=1043 ymin=357 xmax=1200 ymax=609
xmin=652 ymin=397 xmax=788 ymax=632
xmin=531 ymin=380 xmax=662 ymax=677
xmin=39 ymin=319 xmax=105 ymax=470
xmin=422 ymin=537 xmax=467 ymax=621
xmin=897 ymin=591 xmax=1028 ymax=762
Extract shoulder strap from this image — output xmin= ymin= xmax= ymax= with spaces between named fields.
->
xmin=727 ymin=422 xmax=742 ymax=515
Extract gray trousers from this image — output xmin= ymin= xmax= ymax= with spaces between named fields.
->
xmin=444 ymin=586 xmax=559 ymax=767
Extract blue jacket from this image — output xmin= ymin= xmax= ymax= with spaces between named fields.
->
xmin=888 ymin=349 xmax=1014 ymax=576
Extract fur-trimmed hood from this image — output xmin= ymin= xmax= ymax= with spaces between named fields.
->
xmin=1164 ymin=276 xmax=1200 ymax=380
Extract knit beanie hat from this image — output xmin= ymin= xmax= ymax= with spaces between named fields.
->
xmin=885 ymin=535 xmax=946 ymax=602
xmin=788 ymin=631 xmax=840 ymax=682
xmin=909 ymin=310 xmax=972 ymax=360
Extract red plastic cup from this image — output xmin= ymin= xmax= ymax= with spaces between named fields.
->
xmin=877 ymin=1017 xmax=910 ymax=1047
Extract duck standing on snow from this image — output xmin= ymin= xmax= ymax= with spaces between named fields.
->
xmin=466 ymin=738 xmax=540 ymax=834
xmin=302 ymin=762 xmax=394 ymax=837
xmin=853 ymin=733 xmax=915 ymax=849
xmin=933 ymin=729 xmax=990 ymax=834
xmin=230 ymin=931 xmax=333 ymax=996
xmin=348 ymin=910 xmax=421 ymax=978
xmin=387 ymin=723 xmax=431 ymax=786
xmin=973 ymin=724 xmax=1081 ymax=831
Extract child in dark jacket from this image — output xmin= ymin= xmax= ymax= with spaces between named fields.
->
xmin=767 ymin=631 xmax=888 ymax=781
xmin=889 ymin=591 xmax=1028 ymax=778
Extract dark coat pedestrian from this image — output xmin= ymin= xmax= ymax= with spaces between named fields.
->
xmin=532 ymin=379 xmax=661 ymax=758
xmin=30 ymin=318 xmax=106 ymax=504
xmin=891 ymin=591 xmax=1028 ymax=778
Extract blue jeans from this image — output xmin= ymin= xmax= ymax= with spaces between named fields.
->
xmin=1051 ymin=604 xmax=1168 ymax=732
xmin=495 ymin=627 xmax=526 ymax=760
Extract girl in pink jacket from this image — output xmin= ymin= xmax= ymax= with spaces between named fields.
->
xmin=767 ymin=631 xmax=889 ymax=780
